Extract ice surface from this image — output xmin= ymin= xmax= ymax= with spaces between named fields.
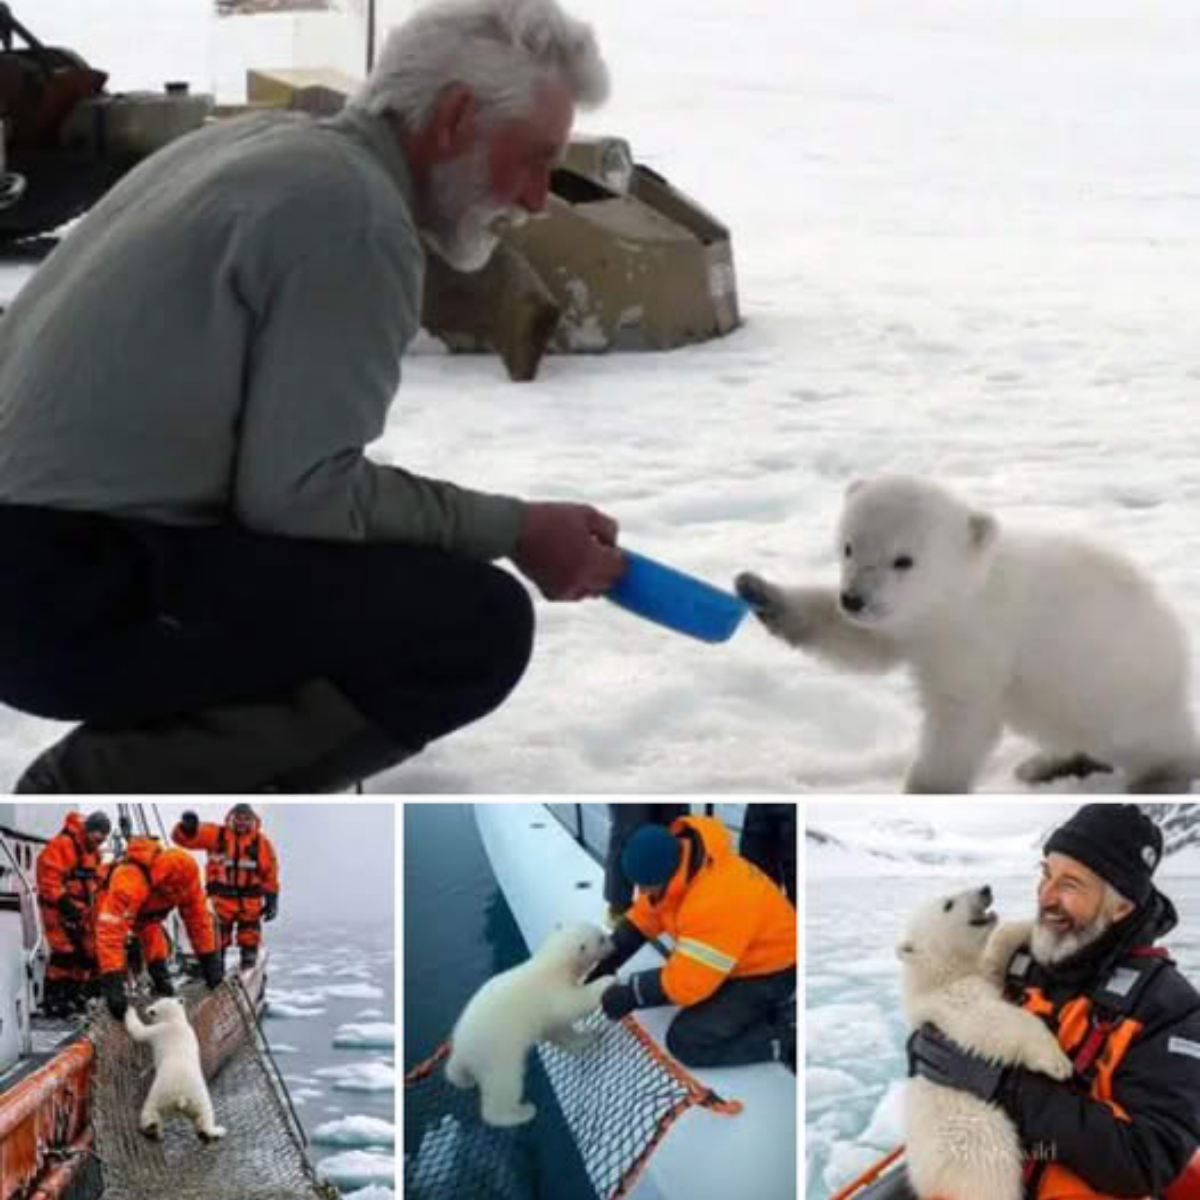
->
xmin=312 ymin=1115 xmax=395 ymax=1148
xmin=333 ymin=1023 xmax=395 ymax=1049
xmin=314 ymin=1061 xmax=396 ymax=1092
xmin=316 ymin=1149 xmax=396 ymax=1190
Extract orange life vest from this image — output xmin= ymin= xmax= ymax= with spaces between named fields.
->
xmin=1007 ymin=945 xmax=1200 ymax=1200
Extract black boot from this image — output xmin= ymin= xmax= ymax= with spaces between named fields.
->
xmin=41 ymin=977 xmax=76 ymax=1018
xmin=239 ymin=946 xmax=258 ymax=971
xmin=14 ymin=679 xmax=410 ymax=794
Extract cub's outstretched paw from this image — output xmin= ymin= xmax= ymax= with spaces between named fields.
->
xmin=735 ymin=571 xmax=777 ymax=614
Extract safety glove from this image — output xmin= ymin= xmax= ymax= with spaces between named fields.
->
xmin=56 ymin=894 xmax=84 ymax=922
xmin=584 ymin=918 xmax=646 ymax=985
xmin=907 ymin=1023 xmax=1008 ymax=1104
xmin=179 ymin=811 xmax=200 ymax=837
xmin=147 ymin=959 xmax=175 ymax=997
xmin=100 ymin=972 xmax=128 ymax=1021
xmin=263 ymin=893 xmax=279 ymax=922
xmin=600 ymin=969 xmax=668 ymax=1021
xmin=199 ymin=951 xmax=224 ymax=990
xmin=600 ymin=983 xmax=638 ymax=1021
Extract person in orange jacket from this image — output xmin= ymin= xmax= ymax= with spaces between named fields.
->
xmin=36 ymin=810 xmax=110 ymax=1017
xmin=588 ymin=812 xmax=797 ymax=1070
xmin=94 ymin=835 xmax=223 ymax=1020
xmin=171 ymin=803 xmax=280 ymax=971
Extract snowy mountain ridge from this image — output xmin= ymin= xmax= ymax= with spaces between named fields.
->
xmin=810 ymin=805 xmax=1200 ymax=879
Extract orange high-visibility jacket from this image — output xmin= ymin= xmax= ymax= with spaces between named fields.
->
xmin=626 ymin=814 xmax=797 ymax=1006
xmin=95 ymin=838 xmax=215 ymax=974
xmin=36 ymin=811 xmax=102 ymax=910
xmin=171 ymin=807 xmax=279 ymax=901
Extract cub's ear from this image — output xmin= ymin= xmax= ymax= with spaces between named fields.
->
xmin=845 ymin=478 xmax=868 ymax=498
xmin=968 ymin=510 xmax=998 ymax=550
xmin=895 ymin=940 xmax=916 ymax=962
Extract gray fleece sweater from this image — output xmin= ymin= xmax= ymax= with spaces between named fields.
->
xmin=0 ymin=106 xmax=522 ymax=560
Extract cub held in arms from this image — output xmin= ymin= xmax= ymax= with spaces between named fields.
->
xmin=736 ymin=475 xmax=1199 ymax=793
xmin=445 ymin=922 xmax=615 ymax=1127
xmin=125 ymin=997 xmax=225 ymax=1142
xmin=897 ymin=887 xmax=1071 ymax=1200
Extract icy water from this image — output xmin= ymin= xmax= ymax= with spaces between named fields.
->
xmin=403 ymin=803 xmax=598 ymax=1200
xmin=262 ymin=917 xmax=396 ymax=1196
xmin=805 ymin=873 xmax=1200 ymax=1200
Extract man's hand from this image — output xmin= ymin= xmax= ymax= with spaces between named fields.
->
xmin=57 ymin=894 xmax=83 ymax=922
xmin=179 ymin=811 xmax=200 ymax=837
xmin=601 ymin=982 xmax=638 ymax=1021
xmin=512 ymin=502 xmax=625 ymax=601
xmin=263 ymin=893 xmax=279 ymax=922
xmin=907 ymin=1023 xmax=1009 ymax=1104
xmin=101 ymin=972 xmax=128 ymax=1021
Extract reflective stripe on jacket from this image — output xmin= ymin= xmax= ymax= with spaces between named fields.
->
xmin=171 ymin=807 xmax=279 ymax=901
xmin=626 ymin=814 xmax=796 ymax=1006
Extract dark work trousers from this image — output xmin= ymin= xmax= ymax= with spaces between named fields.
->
xmin=604 ymin=803 xmax=690 ymax=909
xmin=0 ymin=504 xmax=534 ymax=745
xmin=740 ymin=803 xmax=798 ymax=907
xmin=665 ymin=966 xmax=796 ymax=1068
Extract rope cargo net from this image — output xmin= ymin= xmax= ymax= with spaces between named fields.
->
xmin=404 ymin=1011 xmax=741 ymax=1200
xmin=87 ymin=976 xmax=339 ymax=1200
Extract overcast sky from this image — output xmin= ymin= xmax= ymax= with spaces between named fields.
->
xmin=807 ymin=799 xmax=1089 ymax=837
xmin=146 ymin=801 xmax=395 ymax=925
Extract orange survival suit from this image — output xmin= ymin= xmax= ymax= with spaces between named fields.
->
xmin=36 ymin=811 xmax=105 ymax=1013
xmin=94 ymin=836 xmax=221 ymax=1019
xmin=589 ymin=814 xmax=797 ymax=1069
xmin=171 ymin=805 xmax=279 ymax=969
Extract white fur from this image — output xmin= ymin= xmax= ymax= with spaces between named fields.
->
xmin=738 ymin=475 xmax=1200 ymax=792
xmin=125 ymin=998 xmax=225 ymax=1142
xmin=898 ymin=889 xmax=1071 ymax=1200
xmin=444 ymin=922 xmax=614 ymax=1127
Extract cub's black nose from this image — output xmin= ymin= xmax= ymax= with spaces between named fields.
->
xmin=840 ymin=591 xmax=865 ymax=614
xmin=981 ymin=885 xmax=993 ymax=905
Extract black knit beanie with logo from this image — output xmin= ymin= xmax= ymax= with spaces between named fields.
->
xmin=1044 ymin=803 xmax=1163 ymax=904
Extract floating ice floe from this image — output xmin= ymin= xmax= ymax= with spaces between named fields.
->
xmin=266 ymin=1001 xmax=327 ymax=1019
xmin=343 ymin=1188 xmax=394 ymax=1199
xmin=290 ymin=964 xmax=327 ymax=978
xmin=269 ymin=1043 xmax=299 ymax=1054
xmin=356 ymin=1008 xmax=384 ymax=1019
xmin=333 ymin=1023 xmax=395 ymax=1049
xmin=316 ymin=1149 xmax=396 ymax=1190
xmin=312 ymin=1115 xmax=395 ymax=1148
xmin=313 ymin=1061 xmax=395 ymax=1092
xmin=322 ymin=983 xmax=385 ymax=1000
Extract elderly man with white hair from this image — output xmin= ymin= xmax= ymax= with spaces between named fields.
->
xmin=906 ymin=804 xmax=1200 ymax=1200
xmin=0 ymin=0 xmax=623 ymax=793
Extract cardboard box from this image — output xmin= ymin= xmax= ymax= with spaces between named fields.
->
xmin=246 ymin=67 xmax=361 ymax=114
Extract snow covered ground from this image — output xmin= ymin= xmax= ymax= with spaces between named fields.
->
xmin=2 ymin=0 xmax=1199 ymax=791
xmin=806 ymin=802 xmax=1200 ymax=1198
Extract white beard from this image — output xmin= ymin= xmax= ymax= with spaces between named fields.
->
xmin=1030 ymin=909 xmax=1114 ymax=966
xmin=422 ymin=147 xmax=510 ymax=272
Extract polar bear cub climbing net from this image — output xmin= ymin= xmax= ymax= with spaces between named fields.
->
xmin=405 ymin=1011 xmax=741 ymax=1200
xmin=88 ymin=976 xmax=338 ymax=1200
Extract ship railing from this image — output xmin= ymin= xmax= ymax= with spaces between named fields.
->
xmin=0 ymin=829 xmax=41 ymax=1056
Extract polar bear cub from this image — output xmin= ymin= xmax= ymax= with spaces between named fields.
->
xmin=445 ymin=922 xmax=615 ymax=1127
xmin=897 ymin=886 xmax=1072 ymax=1200
xmin=737 ymin=475 xmax=1199 ymax=793
xmin=125 ymin=998 xmax=225 ymax=1142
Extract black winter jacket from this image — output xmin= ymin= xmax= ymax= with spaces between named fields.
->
xmin=1000 ymin=892 xmax=1200 ymax=1198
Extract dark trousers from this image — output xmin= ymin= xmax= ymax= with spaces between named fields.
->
xmin=604 ymin=803 xmax=690 ymax=908
xmin=665 ymin=966 xmax=796 ymax=1069
xmin=741 ymin=803 xmax=797 ymax=907
xmin=0 ymin=505 xmax=534 ymax=746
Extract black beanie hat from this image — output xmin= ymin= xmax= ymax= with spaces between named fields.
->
xmin=84 ymin=811 xmax=112 ymax=837
xmin=1044 ymin=803 xmax=1163 ymax=904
